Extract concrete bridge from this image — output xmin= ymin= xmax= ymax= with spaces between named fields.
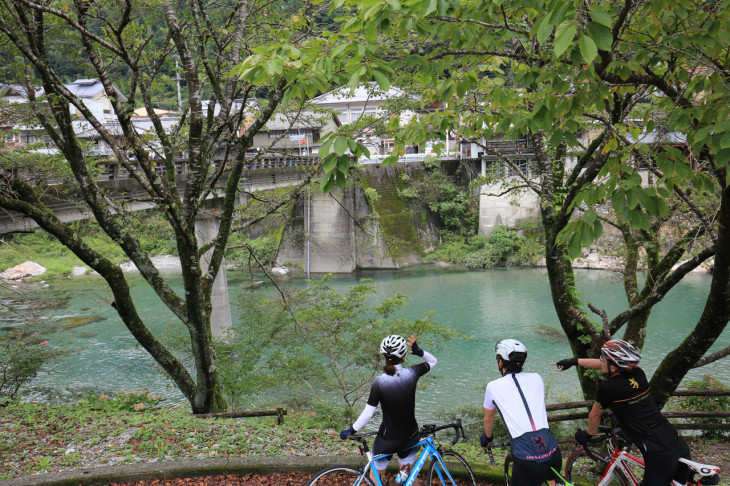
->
xmin=0 ymin=154 xmax=319 ymax=234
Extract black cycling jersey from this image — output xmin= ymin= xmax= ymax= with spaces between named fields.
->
xmin=366 ymin=362 xmax=431 ymax=440
xmin=596 ymin=367 xmax=677 ymax=446
xmin=596 ymin=366 xmax=690 ymax=486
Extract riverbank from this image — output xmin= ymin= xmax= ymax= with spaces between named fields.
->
xmin=1 ymin=400 xmax=728 ymax=483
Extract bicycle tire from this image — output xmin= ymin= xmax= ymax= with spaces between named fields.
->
xmin=504 ymin=454 xmax=513 ymax=486
xmin=565 ymin=450 xmax=628 ymax=486
xmin=306 ymin=465 xmax=376 ymax=486
xmin=427 ymin=450 xmax=477 ymax=486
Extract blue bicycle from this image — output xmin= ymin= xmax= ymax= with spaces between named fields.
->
xmin=306 ymin=420 xmax=477 ymax=486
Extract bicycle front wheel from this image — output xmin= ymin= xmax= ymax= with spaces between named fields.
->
xmin=427 ymin=450 xmax=477 ymax=486
xmin=565 ymin=450 xmax=627 ymax=486
xmin=306 ymin=465 xmax=375 ymax=486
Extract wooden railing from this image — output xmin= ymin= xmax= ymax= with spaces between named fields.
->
xmin=194 ymin=407 xmax=288 ymax=425
xmin=546 ymin=389 xmax=730 ymax=431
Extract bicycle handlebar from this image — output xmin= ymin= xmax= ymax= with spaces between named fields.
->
xmin=418 ymin=419 xmax=466 ymax=446
xmin=343 ymin=420 xmax=466 ymax=455
xmin=485 ymin=439 xmax=510 ymax=467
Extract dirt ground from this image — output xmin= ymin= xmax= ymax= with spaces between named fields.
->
xmin=107 ymin=472 xmax=497 ymax=485
xmin=106 ymin=438 xmax=730 ymax=486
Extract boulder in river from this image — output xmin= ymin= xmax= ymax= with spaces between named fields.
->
xmin=1 ymin=261 xmax=47 ymax=280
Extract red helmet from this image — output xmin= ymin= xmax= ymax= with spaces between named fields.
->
xmin=601 ymin=340 xmax=641 ymax=370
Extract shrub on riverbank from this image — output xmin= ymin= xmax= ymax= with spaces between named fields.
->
xmin=424 ymin=222 xmax=543 ymax=268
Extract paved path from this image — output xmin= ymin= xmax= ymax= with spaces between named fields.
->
xmin=0 ymin=456 xmax=362 ymax=486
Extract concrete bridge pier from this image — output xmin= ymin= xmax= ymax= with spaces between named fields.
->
xmin=306 ymin=188 xmax=356 ymax=274
xmin=195 ymin=199 xmax=239 ymax=337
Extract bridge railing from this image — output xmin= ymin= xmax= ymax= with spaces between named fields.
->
xmin=91 ymin=154 xmax=321 ymax=182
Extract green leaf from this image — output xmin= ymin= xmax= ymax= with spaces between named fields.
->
xmin=587 ymin=22 xmax=613 ymax=50
xmin=583 ymin=210 xmax=597 ymax=225
xmin=567 ymin=233 xmax=582 ymax=259
xmin=626 ymin=188 xmax=639 ymax=209
xmin=322 ymin=154 xmax=337 ymax=173
xmin=337 ymin=155 xmax=350 ymax=172
xmin=579 ymin=35 xmax=598 ymax=63
xmin=320 ymin=174 xmax=335 ymax=193
xmin=334 ymin=137 xmax=348 ymax=156
xmin=581 ymin=222 xmax=594 ymax=247
xmin=336 ymin=169 xmax=347 ymax=189
xmin=554 ymin=21 xmax=577 ymax=57
xmin=318 ymin=136 xmax=334 ymax=156
xmin=590 ymin=10 xmax=612 ymax=27
xmin=593 ymin=220 xmax=603 ymax=239
xmin=424 ymin=0 xmax=438 ymax=16
xmin=349 ymin=72 xmax=360 ymax=92
xmin=718 ymin=148 xmax=730 ymax=167
xmin=611 ymin=191 xmax=626 ymax=214
xmin=536 ymin=17 xmax=554 ymax=45
xmin=372 ymin=70 xmax=390 ymax=92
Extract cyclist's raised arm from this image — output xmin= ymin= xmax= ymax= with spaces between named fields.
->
xmin=408 ymin=335 xmax=437 ymax=369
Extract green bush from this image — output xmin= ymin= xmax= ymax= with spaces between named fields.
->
xmin=669 ymin=375 xmax=729 ymax=438
xmin=463 ymin=245 xmax=501 ymax=269
xmin=423 ymin=239 xmax=471 ymax=264
xmin=489 ymin=225 xmax=525 ymax=261
xmin=226 ymin=234 xmax=278 ymax=268
xmin=0 ymin=333 xmax=70 ymax=399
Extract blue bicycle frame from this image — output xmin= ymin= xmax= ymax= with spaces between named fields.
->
xmin=359 ymin=434 xmax=458 ymax=486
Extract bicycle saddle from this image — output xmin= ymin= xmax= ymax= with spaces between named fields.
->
xmin=678 ymin=457 xmax=720 ymax=482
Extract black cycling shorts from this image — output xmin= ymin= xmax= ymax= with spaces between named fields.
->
xmin=641 ymin=435 xmax=691 ymax=486
xmin=372 ymin=435 xmax=420 ymax=462
xmin=511 ymin=449 xmax=562 ymax=486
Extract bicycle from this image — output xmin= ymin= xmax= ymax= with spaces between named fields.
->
xmin=486 ymin=440 xmax=570 ymax=486
xmin=485 ymin=439 xmax=514 ymax=486
xmin=564 ymin=424 xmax=721 ymax=486
xmin=306 ymin=420 xmax=477 ymax=486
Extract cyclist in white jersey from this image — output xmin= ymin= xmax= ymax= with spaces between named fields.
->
xmin=340 ymin=334 xmax=437 ymax=483
xmin=482 ymin=339 xmax=562 ymax=486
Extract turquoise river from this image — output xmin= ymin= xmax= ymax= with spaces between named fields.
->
xmin=1 ymin=266 xmax=728 ymax=423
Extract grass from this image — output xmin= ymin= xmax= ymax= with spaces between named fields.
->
xmin=0 ymin=397 xmax=509 ymax=481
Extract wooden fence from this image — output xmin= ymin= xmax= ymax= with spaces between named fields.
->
xmin=194 ymin=407 xmax=288 ymax=424
xmin=546 ymin=389 xmax=730 ymax=431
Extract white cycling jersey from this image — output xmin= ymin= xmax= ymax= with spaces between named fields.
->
xmin=483 ymin=372 xmax=549 ymax=438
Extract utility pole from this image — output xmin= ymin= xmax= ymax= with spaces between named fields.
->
xmin=175 ymin=59 xmax=183 ymax=113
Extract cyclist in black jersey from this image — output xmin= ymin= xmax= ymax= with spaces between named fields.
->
xmin=340 ymin=334 xmax=437 ymax=483
xmin=554 ymin=339 xmax=691 ymax=486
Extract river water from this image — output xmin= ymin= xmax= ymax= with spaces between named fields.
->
xmin=1 ymin=266 xmax=728 ymax=421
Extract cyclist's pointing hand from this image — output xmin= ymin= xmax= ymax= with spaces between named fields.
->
xmin=552 ymin=358 xmax=578 ymax=371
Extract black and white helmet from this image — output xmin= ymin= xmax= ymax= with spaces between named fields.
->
xmin=601 ymin=340 xmax=641 ymax=370
xmin=495 ymin=338 xmax=527 ymax=363
xmin=380 ymin=334 xmax=408 ymax=360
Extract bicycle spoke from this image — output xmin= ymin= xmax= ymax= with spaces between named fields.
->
xmin=565 ymin=450 xmax=626 ymax=486
xmin=427 ymin=451 xmax=477 ymax=486
xmin=307 ymin=465 xmax=375 ymax=486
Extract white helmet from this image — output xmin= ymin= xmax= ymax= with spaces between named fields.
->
xmin=380 ymin=335 xmax=408 ymax=359
xmin=495 ymin=338 xmax=527 ymax=363
xmin=601 ymin=340 xmax=641 ymax=370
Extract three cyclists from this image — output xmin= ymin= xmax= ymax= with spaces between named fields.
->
xmin=336 ymin=335 xmax=701 ymax=485
xmin=555 ymin=339 xmax=692 ymax=485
